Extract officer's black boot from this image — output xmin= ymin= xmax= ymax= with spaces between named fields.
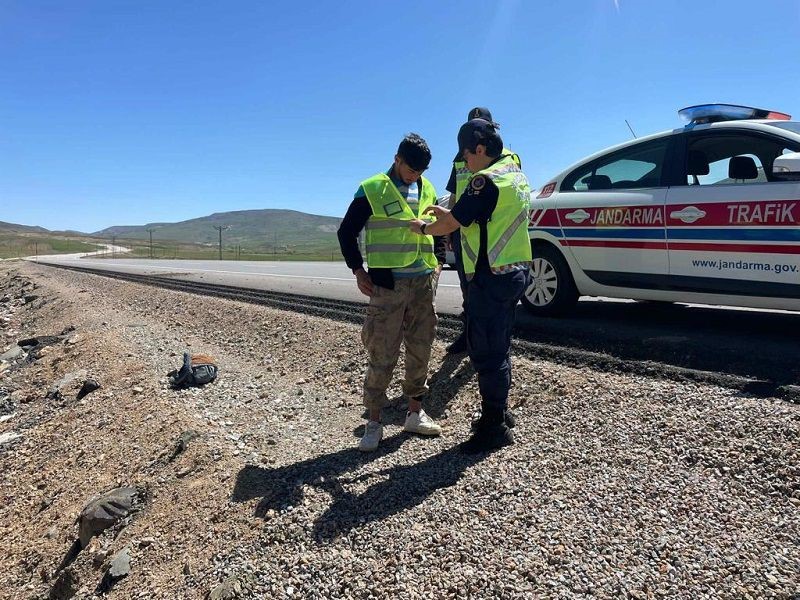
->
xmin=470 ymin=408 xmax=516 ymax=431
xmin=459 ymin=405 xmax=514 ymax=454
xmin=446 ymin=331 xmax=467 ymax=354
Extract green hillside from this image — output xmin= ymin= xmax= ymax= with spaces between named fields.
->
xmin=0 ymin=232 xmax=98 ymax=259
xmin=93 ymin=209 xmax=342 ymax=254
xmin=0 ymin=221 xmax=50 ymax=234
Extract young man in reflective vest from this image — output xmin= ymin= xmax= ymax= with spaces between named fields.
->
xmin=444 ymin=107 xmax=521 ymax=355
xmin=337 ymin=133 xmax=446 ymax=452
xmin=410 ymin=119 xmax=532 ymax=453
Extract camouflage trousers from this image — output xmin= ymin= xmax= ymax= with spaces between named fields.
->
xmin=361 ymin=273 xmax=438 ymax=411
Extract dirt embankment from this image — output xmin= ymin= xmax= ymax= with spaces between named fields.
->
xmin=0 ymin=262 xmax=798 ymax=599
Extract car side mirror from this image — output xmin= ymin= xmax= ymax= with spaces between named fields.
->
xmin=773 ymin=152 xmax=800 ymax=181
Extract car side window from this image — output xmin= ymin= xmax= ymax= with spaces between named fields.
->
xmin=562 ymin=139 xmax=669 ymax=192
xmin=685 ymin=133 xmax=800 ymax=186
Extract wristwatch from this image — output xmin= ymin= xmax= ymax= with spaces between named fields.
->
xmin=420 ymin=222 xmax=428 ymax=235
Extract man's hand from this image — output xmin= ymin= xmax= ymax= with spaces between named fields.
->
xmin=434 ymin=263 xmax=443 ymax=277
xmin=423 ymin=205 xmax=450 ymax=219
xmin=354 ymin=268 xmax=374 ymax=297
xmin=409 ymin=219 xmax=425 ymax=234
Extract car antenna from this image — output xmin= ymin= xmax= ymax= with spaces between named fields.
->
xmin=625 ymin=119 xmax=637 ymax=139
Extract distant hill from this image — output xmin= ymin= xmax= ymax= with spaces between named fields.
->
xmin=93 ymin=209 xmax=342 ymax=253
xmin=0 ymin=221 xmax=50 ymax=234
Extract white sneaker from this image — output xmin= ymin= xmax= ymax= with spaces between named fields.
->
xmin=404 ymin=409 xmax=442 ymax=436
xmin=359 ymin=421 xmax=383 ymax=452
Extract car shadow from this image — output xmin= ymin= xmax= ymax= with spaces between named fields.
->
xmin=512 ymin=300 xmax=800 ymax=392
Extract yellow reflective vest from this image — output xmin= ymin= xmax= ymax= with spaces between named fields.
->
xmin=460 ymin=154 xmax=532 ymax=275
xmin=361 ymin=173 xmax=438 ymax=269
xmin=452 ymin=148 xmax=520 ymax=207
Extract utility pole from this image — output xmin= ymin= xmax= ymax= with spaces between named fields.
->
xmin=213 ymin=225 xmax=229 ymax=260
xmin=147 ymin=228 xmax=155 ymax=259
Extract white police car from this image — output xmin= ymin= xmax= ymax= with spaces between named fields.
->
xmin=524 ymin=104 xmax=800 ymax=316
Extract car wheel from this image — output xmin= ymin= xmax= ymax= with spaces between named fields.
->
xmin=522 ymin=244 xmax=578 ymax=316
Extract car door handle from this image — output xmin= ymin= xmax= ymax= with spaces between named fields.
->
xmin=670 ymin=206 xmax=706 ymax=223
xmin=565 ymin=209 xmax=591 ymax=223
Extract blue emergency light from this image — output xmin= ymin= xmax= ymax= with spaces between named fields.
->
xmin=679 ymin=104 xmax=791 ymax=126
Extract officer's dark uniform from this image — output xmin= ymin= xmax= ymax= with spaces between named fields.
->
xmin=445 ymin=107 xmax=520 ymax=355
xmin=450 ymin=120 xmax=531 ymax=453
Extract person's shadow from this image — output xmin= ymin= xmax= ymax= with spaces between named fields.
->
xmin=424 ymin=352 xmax=474 ymax=419
xmin=312 ymin=444 xmax=483 ymax=540
xmin=232 ymin=434 xmax=409 ymax=518
xmin=231 ymin=434 xmax=485 ymax=542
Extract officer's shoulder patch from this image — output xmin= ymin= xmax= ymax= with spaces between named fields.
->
xmin=470 ymin=176 xmax=486 ymax=191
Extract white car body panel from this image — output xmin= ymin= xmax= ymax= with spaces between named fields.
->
xmin=528 ymin=118 xmax=800 ymax=312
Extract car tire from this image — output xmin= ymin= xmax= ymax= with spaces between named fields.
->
xmin=522 ymin=243 xmax=578 ymax=316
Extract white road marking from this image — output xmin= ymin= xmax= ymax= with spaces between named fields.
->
xmin=47 ymin=260 xmax=461 ymax=287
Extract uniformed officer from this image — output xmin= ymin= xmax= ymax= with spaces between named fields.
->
xmin=338 ymin=133 xmax=446 ymax=452
xmin=444 ymin=107 xmax=522 ymax=355
xmin=410 ymin=119 xmax=532 ymax=453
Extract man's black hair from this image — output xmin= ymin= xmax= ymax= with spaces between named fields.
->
xmin=397 ymin=133 xmax=432 ymax=172
xmin=457 ymin=119 xmax=503 ymax=158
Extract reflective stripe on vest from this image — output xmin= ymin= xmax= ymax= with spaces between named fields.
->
xmin=453 ymin=161 xmax=472 ymax=204
xmin=365 ymin=242 xmax=435 ymax=254
xmin=361 ymin=173 xmax=438 ymax=269
xmin=460 ymin=154 xmax=532 ymax=276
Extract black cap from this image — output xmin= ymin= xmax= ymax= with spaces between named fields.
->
xmin=467 ymin=107 xmax=498 ymax=127
xmin=457 ymin=118 xmax=503 ymax=154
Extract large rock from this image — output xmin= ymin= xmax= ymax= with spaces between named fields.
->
xmin=78 ymin=487 xmax=140 ymax=548
xmin=76 ymin=379 xmax=101 ymax=400
xmin=0 ymin=346 xmax=23 ymax=361
xmin=49 ymin=567 xmax=79 ymax=600
xmin=47 ymin=370 xmax=88 ymax=401
xmin=208 ymin=576 xmax=242 ymax=600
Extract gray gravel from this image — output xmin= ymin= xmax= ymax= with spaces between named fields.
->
xmin=0 ymin=262 xmax=797 ymax=599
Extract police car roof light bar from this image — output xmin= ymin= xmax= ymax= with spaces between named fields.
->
xmin=678 ymin=104 xmax=791 ymax=126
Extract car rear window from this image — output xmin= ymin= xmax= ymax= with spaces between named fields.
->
xmin=766 ymin=122 xmax=800 ymax=135
xmin=561 ymin=138 xmax=669 ymax=192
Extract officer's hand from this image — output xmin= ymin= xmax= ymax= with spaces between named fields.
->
xmin=434 ymin=264 xmax=443 ymax=277
xmin=354 ymin=268 xmax=374 ymax=297
xmin=424 ymin=205 xmax=449 ymax=219
xmin=409 ymin=219 xmax=425 ymax=234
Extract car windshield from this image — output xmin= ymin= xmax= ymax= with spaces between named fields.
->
xmin=766 ymin=122 xmax=800 ymax=135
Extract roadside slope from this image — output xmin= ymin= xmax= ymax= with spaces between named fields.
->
xmin=0 ymin=263 xmax=797 ymax=599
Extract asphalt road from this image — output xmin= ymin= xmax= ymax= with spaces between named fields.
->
xmin=35 ymin=256 xmax=467 ymax=313
xmin=33 ymin=255 xmax=800 ymax=396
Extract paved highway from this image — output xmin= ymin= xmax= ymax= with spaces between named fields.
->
xmin=34 ymin=256 xmax=467 ymax=313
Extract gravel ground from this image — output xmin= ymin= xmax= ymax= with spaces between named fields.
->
xmin=0 ymin=261 xmax=797 ymax=599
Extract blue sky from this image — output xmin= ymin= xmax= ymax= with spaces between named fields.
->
xmin=1 ymin=0 xmax=799 ymax=233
